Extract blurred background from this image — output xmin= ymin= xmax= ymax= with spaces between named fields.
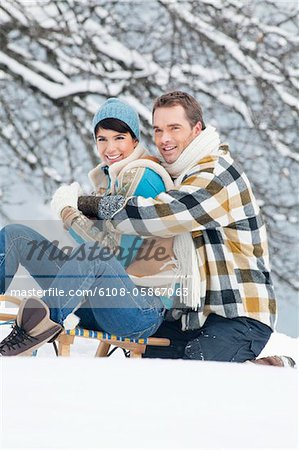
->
xmin=0 ymin=0 xmax=298 ymax=336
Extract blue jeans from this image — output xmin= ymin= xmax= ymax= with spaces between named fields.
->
xmin=0 ymin=224 xmax=165 ymax=339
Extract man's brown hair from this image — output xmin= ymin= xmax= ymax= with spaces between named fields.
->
xmin=152 ymin=91 xmax=206 ymax=130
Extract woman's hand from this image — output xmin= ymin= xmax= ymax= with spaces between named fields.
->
xmin=51 ymin=182 xmax=82 ymax=218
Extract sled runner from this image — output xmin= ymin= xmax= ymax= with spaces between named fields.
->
xmin=57 ymin=328 xmax=170 ymax=358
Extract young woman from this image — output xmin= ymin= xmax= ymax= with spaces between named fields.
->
xmin=0 ymin=98 xmax=177 ymax=356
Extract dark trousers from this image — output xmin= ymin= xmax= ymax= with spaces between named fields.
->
xmin=143 ymin=313 xmax=272 ymax=362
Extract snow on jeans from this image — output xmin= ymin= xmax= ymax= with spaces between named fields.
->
xmin=0 ymin=224 xmax=165 ymax=339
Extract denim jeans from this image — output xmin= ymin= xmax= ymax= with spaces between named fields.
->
xmin=0 ymin=224 xmax=165 ymax=339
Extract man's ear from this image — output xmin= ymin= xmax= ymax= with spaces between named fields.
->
xmin=194 ymin=121 xmax=202 ymax=136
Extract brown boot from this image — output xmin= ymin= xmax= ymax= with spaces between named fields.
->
xmin=0 ymin=297 xmax=63 ymax=356
xmin=252 ymin=355 xmax=296 ymax=368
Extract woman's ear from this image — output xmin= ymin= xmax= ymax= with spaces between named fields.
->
xmin=133 ymin=139 xmax=139 ymax=148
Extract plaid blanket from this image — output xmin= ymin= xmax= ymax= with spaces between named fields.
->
xmin=109 ymin=149 xmax=277 ymax=330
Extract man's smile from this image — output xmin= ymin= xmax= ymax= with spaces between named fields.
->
xmin=162 ymin=145 xmax=177 ymax=152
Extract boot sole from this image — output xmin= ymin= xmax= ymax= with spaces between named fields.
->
xmin=2 ymin=327 xmax=62 ymax=357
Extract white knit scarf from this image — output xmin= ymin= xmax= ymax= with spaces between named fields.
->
xmin=161 ymin=125 xmax=221 ymax=309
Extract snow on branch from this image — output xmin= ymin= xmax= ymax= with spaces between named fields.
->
xmin=266 ymin=130 xmax=299 ymax=162
xmin=159 ymin=0 xmax=298 ymax=115
xmin=0 ymin=51 xmax=124 ymax=100
xmin=201 ymin=0 xmax=299 ymax=43
xmin=159 ymin=0 xmax=291 ymax=85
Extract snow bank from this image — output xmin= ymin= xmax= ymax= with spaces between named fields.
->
xmin=0 ymin=326 xmax=298 ymax=449
xmin=259 ymin=332 xmax=298 ymax=362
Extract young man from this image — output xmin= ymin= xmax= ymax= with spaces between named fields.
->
xmin=76 ymin=91 xmax=279 ymax=363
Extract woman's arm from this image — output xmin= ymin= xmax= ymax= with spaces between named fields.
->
xmin=62 ymin=166 xmax=168 ymax=243
xmin=61 ymin=206 xmax=105 ymax=244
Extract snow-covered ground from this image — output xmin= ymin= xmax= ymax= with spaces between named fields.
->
xmin=0 ymin=322 xmax=298 ymax=450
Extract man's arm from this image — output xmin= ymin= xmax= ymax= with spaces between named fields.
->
xmin=110 ymin=171 xmax=232 ymax=237
xmin=79 ymin=169 xmax=237 ymax=237
xmin=107 ymin=164 xmax=259 ymax=238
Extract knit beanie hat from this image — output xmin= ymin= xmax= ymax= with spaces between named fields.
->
xmin=92 ymin=98 xmax=140 ymax=140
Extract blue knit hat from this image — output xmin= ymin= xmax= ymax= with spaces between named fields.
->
xmin=92 ymin=98 xmax=140 ymax=140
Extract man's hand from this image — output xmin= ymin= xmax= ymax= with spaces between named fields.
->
xmin=78 ymin=195 xmax=104 ymax=218
xmin=51 ymin=182 xmax=82 ymax=218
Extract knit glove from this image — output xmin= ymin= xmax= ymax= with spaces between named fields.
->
xmin=51 ymin=182 xmax=82 ymax=218
xmin=97 ymin=195 xmax=126 ymax=219
xmin=78 ymin=195 xmax=102 ymax=218
xmin=78 ymin=195 xmax=126 ymax=219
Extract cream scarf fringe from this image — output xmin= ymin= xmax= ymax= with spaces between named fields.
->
xmin=161 ymin=126 xmax=221 ymax=309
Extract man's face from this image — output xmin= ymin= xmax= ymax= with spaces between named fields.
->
xmin=153 ymin=105 xmax=202 ymax=164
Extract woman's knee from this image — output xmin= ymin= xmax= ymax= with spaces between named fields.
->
xmin=0 ymin=225 xmax=52 ymax=262
xmin=1 ymin=225 xmax=25 ymax=251
xmin=1 ymin=224 xmax=35 ymax=241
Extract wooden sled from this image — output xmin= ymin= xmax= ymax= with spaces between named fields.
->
xmin=57 ymin=328 xmax=170 ymax=358
xmin=0 ymin=295 xmax=170 ymax=358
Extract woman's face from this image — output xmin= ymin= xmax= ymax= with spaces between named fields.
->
xmin=95 ymin=128 xmax=138 ymax=165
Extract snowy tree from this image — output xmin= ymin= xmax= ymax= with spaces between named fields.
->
xmin=0 ymin=0 xmax=298 ymax=335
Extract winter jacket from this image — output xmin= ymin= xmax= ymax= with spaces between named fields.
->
xmin=106 ymin=148 xmax=277 ymax=330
